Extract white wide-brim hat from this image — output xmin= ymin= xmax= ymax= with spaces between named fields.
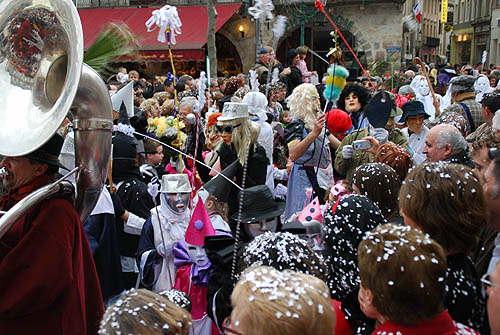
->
xmin=218 ymin=102 xmax=250 ymax=121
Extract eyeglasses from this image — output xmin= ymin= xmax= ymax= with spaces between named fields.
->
xmin=222 ymin=316 xmax=244 ymax=335
xmin=481 ymin=273 xmax=500 ymax=291
xmin=216 ymin=124 xmax=241 ymax=134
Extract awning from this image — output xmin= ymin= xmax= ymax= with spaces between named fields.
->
xmin=78 ymin=4 xmax=241 ymax=61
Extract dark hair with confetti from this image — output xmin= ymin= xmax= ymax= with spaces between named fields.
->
xmin=231 ymin=266 xmax=335 ymax=335
xmin=98 ymin=289 xmax=192 ymax=335
xmin=323 ymin=194 xmax=386 ymax=300
xmin=358 ymin=224 xmax=447 ymax=326
xmin=337 ymin=83 xmax=371 ymax=112
xmin=375 ymin=142 xmax=413 ymax=181
xmin=238 ymin=232 xmax=328 ymax=282
xmin=158 ymin=289 xmax=192 ymax=313
xmin=352 ymin=163 xmax=402 ymax=221
xmin=399 ymin=162 xmax=486 ymax=253
xmin=222 ymin=76 xmax=240 ymax=96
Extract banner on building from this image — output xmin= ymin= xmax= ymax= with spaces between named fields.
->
xmin=441 ymin=0 xmax=448 ymax=23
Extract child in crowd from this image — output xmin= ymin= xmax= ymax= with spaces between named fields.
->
xmin=296 ymin=46 xmax=316 ymax=83
xmin=116 ymin=67 xmax=128 ymax=83
xmin=279 ymin=110 xmax=291 ymax=127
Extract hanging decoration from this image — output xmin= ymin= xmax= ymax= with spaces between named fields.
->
xmin=248 ymin=0 xmax=275 ymax=22
xmin=145 ymin=5 xmax=182 ymax=44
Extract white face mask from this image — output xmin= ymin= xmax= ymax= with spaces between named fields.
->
xmin=419 ymin=81 xmax=430 ymax=96
xmin=186 ymin=243 xmax=209 ymax=267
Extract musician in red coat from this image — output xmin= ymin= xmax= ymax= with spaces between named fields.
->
xmin=0 ymin=134 xmax=104 ymax=334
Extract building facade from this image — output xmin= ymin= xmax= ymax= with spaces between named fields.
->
xmin=489 ymin=0 xmax=500 ymax=66
xmin=450 ymin=0 xmax=492 ymax=66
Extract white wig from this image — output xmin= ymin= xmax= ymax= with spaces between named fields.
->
xmin=287 ymin=83 xmax=320 ymax=130
xmin=242 ymin=91 xmax=268 ymax=122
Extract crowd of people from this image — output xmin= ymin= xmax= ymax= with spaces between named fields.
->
xmin=1 ymin=44 xmax=500 ymax=335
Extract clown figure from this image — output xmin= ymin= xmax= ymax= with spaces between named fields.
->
xmin=137 ymin=174 xmax=192 ymax=293
xmin=173 ymin=199 xmax=218 ymax=335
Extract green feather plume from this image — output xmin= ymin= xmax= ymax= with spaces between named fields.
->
xmin=83 ymin=22 xmax=141 ymax=75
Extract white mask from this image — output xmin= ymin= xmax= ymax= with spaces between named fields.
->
xmin=186 ymin=242 xmax=209 ymax=267
xmin=419 ymin=81 xmax=430 ymax=96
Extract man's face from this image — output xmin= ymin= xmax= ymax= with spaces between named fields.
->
xmin=269 ymin=50 xmax=276 ymax=63
xmin=244 ymin=217 xmax=278 ymax=239
xmin=259 ymin=52 xmax=270 ymax=65
xmin=487 ymin=263 xmax=500 ymax=334
xmin=0 ymin=156 xmax=45 ymax=191
xmin=406 ymin=114 xmax=426 ymax=133
xmin=483 ymin=161 xmax=500 ymax=224
xmin=422 ymin=128 xmax=450 ymax=162
xmin=186 ymin=79 xmax=195 ymax=90
xmin=473 ymin=146 xmax=490 ymax=184
xmin=166 ymin=84 xmax=174 ymax=95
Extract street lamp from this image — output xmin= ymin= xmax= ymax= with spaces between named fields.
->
xmin=238 ymin=24 xmax=245 ymax=38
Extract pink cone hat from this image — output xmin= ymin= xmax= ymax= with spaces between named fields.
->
xmin=185 ymin=198 xmax=216 ymax=246
xmin=297 ymin=196 xmax=324 ymax=224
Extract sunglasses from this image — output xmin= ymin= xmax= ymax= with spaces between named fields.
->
xmin=216 ymin=124 xmax=241 ymax=134
xmin=481 ymin=273 xmax=500 ymax=291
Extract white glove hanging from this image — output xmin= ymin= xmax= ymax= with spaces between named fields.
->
xmin=342 ymin=145 xmax=354 ymax=159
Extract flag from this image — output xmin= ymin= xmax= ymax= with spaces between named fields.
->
xmin=111 ymin=81 xmax=134 ymax=118
xmin=413 ymin=0 xmax=422 ymax=23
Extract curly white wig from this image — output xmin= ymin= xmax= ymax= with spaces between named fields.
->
xmin=287 ymin=83 xmax=320 ymax=130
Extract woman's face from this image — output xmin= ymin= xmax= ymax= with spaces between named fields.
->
xmin=406 ymin=114 xmax=426 ymax=133
xmin=344 ymin=92 xmax=361 ymax=113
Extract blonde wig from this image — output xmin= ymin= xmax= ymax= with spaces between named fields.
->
xmin=220 ymin=118 xmax=260 ymax=165
xmin=231 ymin=266 xmax=335 ymax=335
xmin=287 ymin=83 xmax=321 ymax=130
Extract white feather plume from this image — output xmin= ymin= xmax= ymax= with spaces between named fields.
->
xmin=196 ymin=71 xmax=207 ymax=115
xmin=271 ymin=68 xmax=279 ymax=86
xmin=250 ymin=70 xmax=260 ymax=92
xmin=272 ymin=15 xmax=287 ymax=42
xmin=402 ymin=14 xmax=418 ymax=32
xmin=248 ymin=0 xmax=275 ymax=22
xmin=145 ymin=5 xmax=182 ymax=44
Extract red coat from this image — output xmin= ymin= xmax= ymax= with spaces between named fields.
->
xmin=372 ymin=310 xmax=480 ymax=335
xmin=0 ymin=197 xmax=104 ymax=334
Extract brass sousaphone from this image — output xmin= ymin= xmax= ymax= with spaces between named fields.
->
xmin=0 ymin=0 xmax=113 ymax=237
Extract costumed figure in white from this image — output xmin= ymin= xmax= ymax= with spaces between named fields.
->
xmin=475 ymin=74 xmax=493 ymax=103
xmin=410 ymin=75 xmax=440 ymax=121
xmin=137 ymin=174 xmax=192 ymax=293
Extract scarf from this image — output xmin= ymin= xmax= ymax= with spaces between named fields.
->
xmin=0 ymin=174 xmax=54 ymax=211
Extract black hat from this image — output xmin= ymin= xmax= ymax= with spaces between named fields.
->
xmin=365 ymin=91 xmax=394 ymax=128
xmin=204 ymin=234 xmax=235 ymax=266
xmin=400 ymin=100 xmax=429 ymax=123
xmin=346 ymin=67 xmax=359 ymax=83
xmin=286 ymin=49 xmax=299 ymax=63
xmin=281 ymin=220 xmax=307 ymax=235
xmin=117 ymin=101 xmax=130 ymax=125
xmin=231 ymin=185 xmax=285 ymax=223
xmin=26 ymin=133 xmax=67 ymax=170
xmin=204 ymin=160 xmax=240 ymax=203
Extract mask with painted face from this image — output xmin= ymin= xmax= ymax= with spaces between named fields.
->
xmin=245 ymin=217 xmax=278 ymax=239
xmin=162 ymin=192 xmax=190 ymax=214
xmin=186 ymin=242 xmax=209 ymax=267
xmin=419 ymin=80 xmax=430 ymax=96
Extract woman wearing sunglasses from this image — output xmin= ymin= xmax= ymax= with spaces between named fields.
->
xmin=216 ymin=102 xmax=269 ymax=224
